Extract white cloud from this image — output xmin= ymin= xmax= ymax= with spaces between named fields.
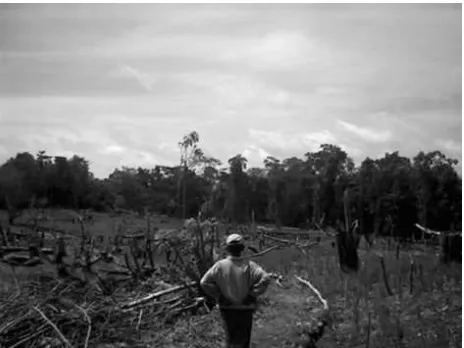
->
xmin=101 ymin=144 xmax=125 ymax=155
xmin=0 ymin=5 xmax=460 ymax=177
xmin=342 ymin=145 xmax=365 ymax=160
xmin=242 ymin=144 xmax=271 ymax=167
xmin=249 ymin=128 xmax=337 ymax=153
xmin=178 ymin=72 xmax=291 ymax=110
xmin=137 ymin=151 xmax=157 ymax=164
xmin=158 ymin=142 xmax=178 ymax=153
xmin=302 ymin=130 xmax=338 ymax=147
xmin=220 ymin=31 xmax=316 ymax=71
xmin=436 ymin=139 xmax=462 ymax=153
xmin=337 ymin=120 xmax=392 ymax=143
xmin=110 ymin=65 xmax=157 ymax=92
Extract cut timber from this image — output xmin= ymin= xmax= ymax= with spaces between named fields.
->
xmin=1 ymin=225 xmax=9 ymax=247
xmin=1 ymin=247 xmax=54 ymax=255
xmin=263 ymin=230 xmax=314 ymax=236
xmin=415 ymin=223 xmax=462 ymax=264
xmin=13 ymin=223 xmax=66 ymax=234
xmin=121 ymin=281 xmax=197 ymax=309
xmin=1 ymin=254 xmax=43 ymax=267
xmin=414 ymin=223 xmax=461 ymax=237
xmin=264 ymin=235 xmax=320 ymax=248
xmin=295 ymin=276 xmax=329 ymax=310
xmin=248 ymin=245 xmax=280 ymax=258
xmin=122 ymin=233 xmax=148 ymax=240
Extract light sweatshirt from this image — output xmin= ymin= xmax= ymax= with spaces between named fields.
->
xmin=200 ymin=255 xmax=271 ymax=310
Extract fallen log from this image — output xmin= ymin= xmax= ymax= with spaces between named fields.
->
xmin=263 ymin=235 xmax=294 ymax=244
xmin=122 ymin=233 xmax=148 ymax=240
xmin=294 ymin=275 xmax=330 ymax=348
xmin=264 ymin=235 xmax=319 ymax=248
xmin=1 ymin=247 xmax=54 ymax=255
xmin=314 ymin=222 xmax=337 ymax=237
xmin=262 ymin=230 xmax=315 ymax=237
xmin=248 ymin=245 xmax=280 ymax=258
xmin=1 ymin=254 xmax=43 ymax=267
xmin=415 ymin=223 xmax=462 ymax=264
xmin=100 ymin=269 xmax=132 ymax=276
xmin=414 ymin=223 xmax=462 ymax=237
xmin=121 ymin=281 xmax=197 ymax=309
xmin=263 ymin=235 xmax=320 ymax=256
xmin=295 ymin=276 xmax=328 ymax=310
xmin=12 ymin=223 xmax=67 ymax=235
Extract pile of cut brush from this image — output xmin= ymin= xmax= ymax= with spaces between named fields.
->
xmin=0 ymin=275 xmax=207 ymax=348
xmin=0 ymin=212 xmax=226 ymax=348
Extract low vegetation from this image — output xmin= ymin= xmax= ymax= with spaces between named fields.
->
xmin=0 ymin=130 xmax=461 ymax=347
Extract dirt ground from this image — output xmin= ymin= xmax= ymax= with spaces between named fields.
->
xmin=1 ymin=209 xmax=461 ymax=348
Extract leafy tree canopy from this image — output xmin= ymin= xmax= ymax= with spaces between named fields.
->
xmin=0 ymin=131 xmax=460 ymax=238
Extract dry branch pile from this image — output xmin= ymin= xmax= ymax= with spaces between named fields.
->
xmin=1 ymin=279 xmax=133 ymax=348
xmin=0 ymin=214 xmax=226 ymax=347
xmin=0 ymin=275 xmax=209 ymax=348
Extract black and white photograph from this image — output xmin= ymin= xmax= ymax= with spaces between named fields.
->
xmin=0 ymin=3 xmax=461 ymax=348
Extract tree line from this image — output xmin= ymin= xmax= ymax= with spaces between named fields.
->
xmin=0 ymin=131 xmax=461 ymax=240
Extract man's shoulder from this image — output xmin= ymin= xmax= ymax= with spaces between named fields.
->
xmin=213 ymin=258 xmax=230 ymax=268
xmin=248 ymin=260 xmax=268 ymax=275
xmin=208 ymin=258 xmax=232 ymax=275
xmin=248 ymin=260 xmax=261 ymax=269
xmin=215 ymin=256 xmax=247 ymax=269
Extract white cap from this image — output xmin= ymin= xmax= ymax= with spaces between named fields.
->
xmin=226 ymin=233 xmax=244 ymax=246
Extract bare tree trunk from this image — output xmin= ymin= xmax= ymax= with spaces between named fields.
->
xmin=343 ymin=189 xmax=351 ymax=232
xmin=0 ymin=224 xmax=9 ymax=247
xmin=182 ymin=165 xmax=187 ymax=220
xmin=251 ymin=209 xmax=256 ymax=237
xmin=176 ymin=152 xmax=183 ymax=218
xmin=312 ymin=182 xmax=321 ymax=226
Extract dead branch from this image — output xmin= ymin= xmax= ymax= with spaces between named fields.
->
xmin=122 ymin=233 xmax=148 ymax=240
xmin=248 ymin=245 xmax=280 ymax=258
xmin=314 ymin=222 xmax=337 ymax=237
xmin=136 ymin=309 xmax=143 ymax=331
xmin=295 ymin=276 xmax=329 ymax=310
xmin=33 ymin=306 xmax=73 ymax=348
xmin=343 ymin=188 xmax=351 ymax=233
xmin=8 ymin=264 xmax=19 ymax=297
xmin=0 ymin=224 xmax=9 ymax=247
xmin=122 ymin=281 xmax=197 ymax=309
xmin=415 ymin=223 xmax=461 ymax=237
xmin=13 ymin=223 xmax=67 ymax=235
xmin=1 ymin=253 xmax=43 ymax=267
xmin=261 ymin=229 xmax=316 ymax=237
xmin=9 ymin=324 xmax=48 ymax=348
xmin=263 ymin=234 xmax=320 ymax=249
xmin=74 ymin=305 xmax=91 ymax=348
xmin=366 ymin=312 xmax=371 ymax=348
xmin=409 ymin=257 xmax=415 ymax=294
xmin=264 ymin=235 xmax=316 ymax=257
xmin=378 ymin=255 xmax=393 ymax=296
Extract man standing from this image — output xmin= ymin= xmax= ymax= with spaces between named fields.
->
xmin=200 ymin=233 xmax=271 ymax=348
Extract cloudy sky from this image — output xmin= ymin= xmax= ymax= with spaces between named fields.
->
xmin=0 ymin=4 xmax=461 ymax=178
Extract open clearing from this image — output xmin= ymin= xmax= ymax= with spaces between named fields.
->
xmin=0 ymin=210 xmax=461 ymax=348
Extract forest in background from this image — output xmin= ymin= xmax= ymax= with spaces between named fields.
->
xmin=0 ymin=131 xmax=461 ymax=240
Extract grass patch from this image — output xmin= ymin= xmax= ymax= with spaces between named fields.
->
xmin=0 ymin=211 xmax=461 ymax=348
xmin=153 ymin=241 xmax=461 ymax=347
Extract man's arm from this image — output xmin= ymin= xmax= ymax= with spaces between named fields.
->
xmin=200 ymin=262 xmax=221 ymax=300
xmin=248 ymin=261 xmax=271 ymax=297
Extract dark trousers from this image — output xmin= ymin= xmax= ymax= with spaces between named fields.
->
xmin=220 ymin=308 xmax=254 ymax=348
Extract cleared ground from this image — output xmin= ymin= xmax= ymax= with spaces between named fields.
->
xmin=1 ymin=210 xmax=461 ymax=348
